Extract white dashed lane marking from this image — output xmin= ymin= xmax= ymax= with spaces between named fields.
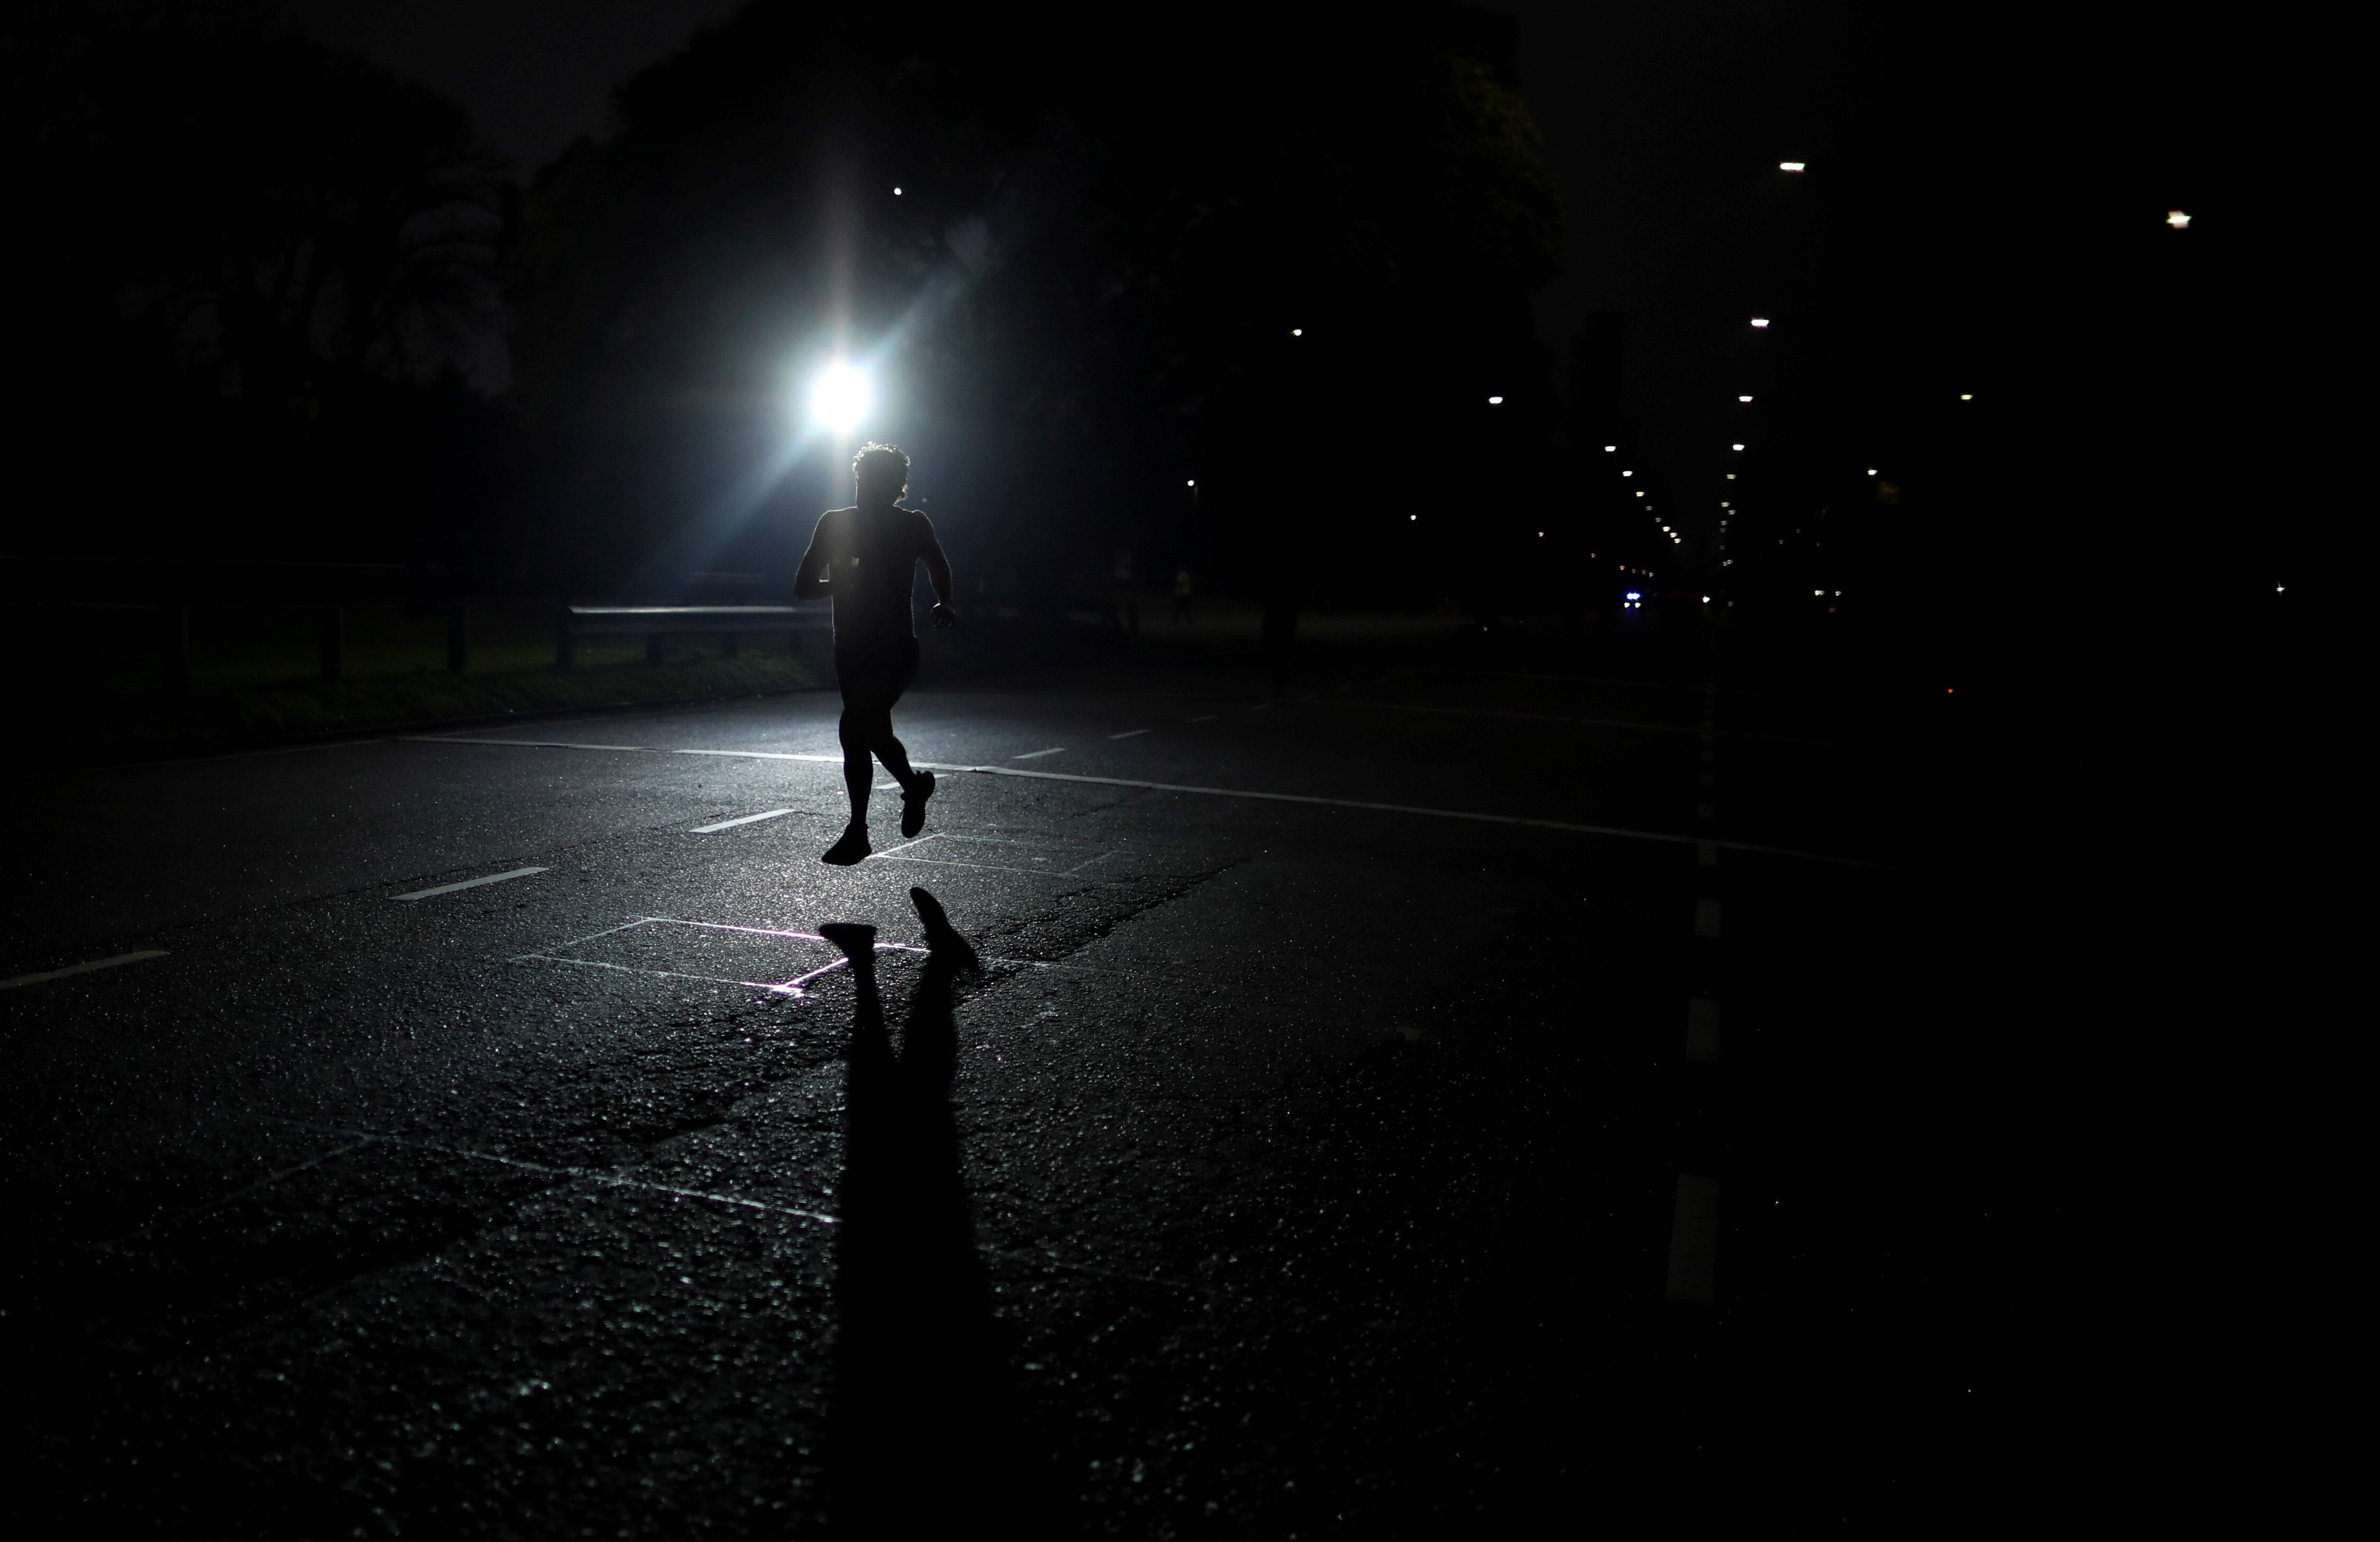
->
xmin=1011 ymin=747 xmax=1067 ymax=760
xmin=1665 ymin=1174 xmax=1720 ymax=1304
xmin=689 ymin=809 xmax=793 ymax=833
xmin=391 ymin=867 xmax=550 ymax=902
xmin=1687 ymin=997 xmax=1722 ymax=1064
xmin=1187 ymin=714 xmax=1219 ymax=722
xmin=1107 ymin=729 xmax=1149 ymax=740
xmin=0 ymin=950 xmax=169 ymax=991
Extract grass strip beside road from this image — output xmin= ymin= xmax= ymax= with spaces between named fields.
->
xmin=32 ymin=647 xmax=827 ymax=763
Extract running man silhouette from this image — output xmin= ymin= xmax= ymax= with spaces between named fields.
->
xmin=794 ymin=442 xmax=956 ymax=865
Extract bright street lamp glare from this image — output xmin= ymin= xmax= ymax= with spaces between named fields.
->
xmin=1738 ymin=395 xmax=1754 ymax=403
xmin=1780 ymin=161 xmax=1806 ymax=172
xmin=1751 ymin=317 xmax=1770 ymax=328
xmin=809 ymin=364 xmax=869 ymax=433
xmin=2167 ymin=210 xmax=2190 ymax=229
xmin=1487 ymin=396 xmax=1504 ymax=405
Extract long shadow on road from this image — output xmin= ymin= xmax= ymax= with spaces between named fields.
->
xmin=819 ymin=892 xmax=1060 ymax=1533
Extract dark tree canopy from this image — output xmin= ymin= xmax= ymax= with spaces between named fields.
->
xmin=507 ymin=2 xmax=1564 ymax=598
xmin=5 ymin=1 xmax=507 ymax=559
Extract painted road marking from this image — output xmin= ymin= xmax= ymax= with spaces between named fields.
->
xmin=1107 ymin=729 xmax=1149 ymax=740
xmin=1695 ymin=899 xmax=1723 ymax=938
xmin=1666 ymin=1173 xmax=1720 ymax=1304
xmin=1698 ymin=840 xmax=1719 ymax=868
xmin=689 ymin=808 xmax=793 ymax=833
xmin=1012 ymin=747 xmax=1067 ymax=760
xmin=404 ymin=742 xmax=1891 ymax=866
xmin=406 ymin=736 xmax=647 ymax=752
xmin=1188 ymin=714 xmax=1219 ymax=722
xmin=1295 ymin=698 xmax=1826 ymax=745
xmin=391 ymin=866 xmax=549 ymax=901
xmin=0 ymin=950 xmax=168 ymax=992
xmin=286 ymin=1121 xmax=840 ymax=1227
xmin=1687 ymin=998 xmax=1722 ymax=1064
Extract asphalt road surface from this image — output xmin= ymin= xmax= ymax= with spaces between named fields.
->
xmin=2 ymin=653 xmax=2011 ymax=1535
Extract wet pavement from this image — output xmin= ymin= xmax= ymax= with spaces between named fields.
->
xmin=2 ymin=655 xmax=2004 ymax=1535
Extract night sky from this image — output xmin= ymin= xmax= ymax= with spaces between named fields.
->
xmin=288 ymin=0 xmax=1874 ymax=542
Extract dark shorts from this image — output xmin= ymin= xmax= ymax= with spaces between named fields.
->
xmin=835 ymin=636 xmax=920 ymax=708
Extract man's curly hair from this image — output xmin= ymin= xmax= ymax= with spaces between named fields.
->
xmin=853 ymin=442 xmax=910 ymax=501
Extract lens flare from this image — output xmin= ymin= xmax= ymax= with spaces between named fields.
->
xmin=808 ymin=364 xmax=869 ymax=433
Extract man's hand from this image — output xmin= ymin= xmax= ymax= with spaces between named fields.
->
xmin=931 ymin=602 xmax=958 ymax=629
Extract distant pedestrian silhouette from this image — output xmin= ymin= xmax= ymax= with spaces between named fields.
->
xmin=794 ymin=443 xmax=957 ymax=864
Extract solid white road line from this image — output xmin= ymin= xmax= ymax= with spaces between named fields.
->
xmin=913 ymin=761 xmax=1888 ymax=865
xmin=1296 ymin=698 xmax=1825 ymax=745
xmin=1012 ymin=747 xmax=1067 ymax=760
xmin=689 ymin=808 xmax=793 ymax=833
xmin=1107 ymin=729 xmax=1149 ymax=740
xmin=1188 ymin=714 xmax=1219 ymax=722
xmin=391 ymin=866 xmax=550 ymax=901
xmin=406 ymin=735 xmax=647 ymax=751
xmin=1666 ymin=1173 xmax=1720 ymax=1304
xmin=0 ymin=950 xmax=169 ymax=991
xmin=400 ymin=741 xmax=1889 ymax=866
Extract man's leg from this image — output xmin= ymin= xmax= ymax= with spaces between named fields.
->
xmin=823 ymin=696 xmax=885 ymax=864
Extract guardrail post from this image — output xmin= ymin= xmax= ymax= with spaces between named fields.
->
xmin=318 ymin=606 xmax=344 ymax=683
xmin=445 ymin=605 xmax=467 ymax=673
xmin=160 ymin=605 xmax=192 ymax=694
xmin=556 ymin=610 xmax=574 ymax=671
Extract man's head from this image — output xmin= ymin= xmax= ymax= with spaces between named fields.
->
xmin=853 ymin=442 xmax=910 ymax=506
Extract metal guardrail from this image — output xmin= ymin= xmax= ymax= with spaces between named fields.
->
xmin=557 ymin=604 xmax=829 ymax=669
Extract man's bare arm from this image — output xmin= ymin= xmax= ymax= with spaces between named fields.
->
xmin=922 ymin=526 xmax=957 ymax=626
xmin=793 ymin=519 xmax=830 ymax=600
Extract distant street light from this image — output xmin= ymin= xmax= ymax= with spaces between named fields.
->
xmin=893 ymin=186 xmax=903 ymax=196
xmin=1738 ymin=395 xmax=1754 ymax=403
xmin=1290 ymin=329 xmax=1303 ymax=336
xmin=1604 ymin=445 xmax=1617 ymax=452
xmin=1487 ymin=396 xmax=1504 ymax=405
xmin=1779 ymin=161 xmax=1806 ymax=172
xmin=808 ymin=363 xmax=869 ymax=434
xmin=1731 ymin=443 xmax=1744 ymax=451
xmin=2167 ymin=210 xmax=2191 ymax=229
xmin=1186 ymin=479 xmax=1196 ymax=487
xmin=1751 ymin=317 xmax=1770 ymax=328
xmin=1623 ymin=470 xmax=1633 ymax=477
xmin=1959 ymin=393 xmax=1974 ymax=400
